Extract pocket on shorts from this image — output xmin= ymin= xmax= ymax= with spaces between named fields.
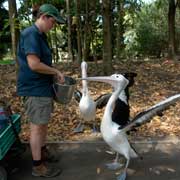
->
xmin=35 ymin=97 xmax=51 ymax=106
xmin=24 ymin=97 xmax=54 ymax=124
xmin=25 ymin=97 xmax=53 ymax=115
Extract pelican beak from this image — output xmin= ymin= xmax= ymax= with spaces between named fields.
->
xmin=80 ymin=75 xmax=129 ymax=89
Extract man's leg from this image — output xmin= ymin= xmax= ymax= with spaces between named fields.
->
xmin=30 ymin=123 xmax=47 ymax=160
xmin=25 ymin=97 xmax=61 ymax=177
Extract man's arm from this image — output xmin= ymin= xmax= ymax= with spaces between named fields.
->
xmin=27 ymin=54 xmax=64 ymax=83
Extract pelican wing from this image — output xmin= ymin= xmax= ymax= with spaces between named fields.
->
xmin=95 ymin=93 xmax=112 ymax=109
xmin=119 ymin=94 xmax=180 ymax=131
xmin=74 ymin=90 xmax=112 ymax=109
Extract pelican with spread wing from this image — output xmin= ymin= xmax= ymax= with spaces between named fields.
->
xmin=81 ymin=74 xmax=180 ymax=180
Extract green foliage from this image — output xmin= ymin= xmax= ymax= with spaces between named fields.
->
xmin=31 ymin=0 xmax=65 ymax=4
xmin=0 ymin=59 xmax=15 ymax=65
xmin=0 ymin=0 xmax=6 ymax=6
xmin=2 ymin=0 xmax=180 ymax=60
xmin=124 ymin=28 xmax=138 ymax=56
xmin=0 ymin=3 xmax=11 ymax=58
xmin=124 ymin=2 xmax=169 ymax=57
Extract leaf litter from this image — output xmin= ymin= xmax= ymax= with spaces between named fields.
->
xmin=0 ymin=59 xmax=179 ymax=142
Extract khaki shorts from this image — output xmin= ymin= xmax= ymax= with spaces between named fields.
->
xmin=24 ymin=97 xmax=54 ymax=125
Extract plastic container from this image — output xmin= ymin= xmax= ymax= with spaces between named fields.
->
xmin=53 ymin=76 xmax=76 ymax=104
xmin=0 ymin=108 xmax=9 ymax=131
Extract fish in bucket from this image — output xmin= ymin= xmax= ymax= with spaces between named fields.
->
xmin=53 ymin=76 xmax=76 ymax=104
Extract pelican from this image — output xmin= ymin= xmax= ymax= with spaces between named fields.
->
xmin=81 ymin=74 xmax=180 ymax=180
xmin=73 ymin=61 xmax=97 ymax=133
xmin=74 ymin=72 xmax=137 ymax=127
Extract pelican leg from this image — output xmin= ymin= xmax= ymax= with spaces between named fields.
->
xmin=92 ymin=121 xmax=100 ymax=133
xmin=117 ymin=158 xmax=129 ymax=180
xmin=106 ymin=153 xmax=123 ymax=170
xmin=73 ymin=122 xmax=84 ymax=133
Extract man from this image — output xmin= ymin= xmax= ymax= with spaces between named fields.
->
xmin=17 ymin=4 xmax=65 ymax=178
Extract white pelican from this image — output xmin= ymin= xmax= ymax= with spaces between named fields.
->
xmin=74 ymin=61 xmax=97 ymax=133
xmin=81 ymin=74 xmax=180 ymax=180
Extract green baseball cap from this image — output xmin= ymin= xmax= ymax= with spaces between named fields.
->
xmin=39 ymin=4 xmax=65 ymax=24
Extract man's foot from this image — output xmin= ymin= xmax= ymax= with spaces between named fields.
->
xmin=32 ymin=163 xmax=62 ymax=178
xmin=41 ymin=146 xmax=59 ymax=163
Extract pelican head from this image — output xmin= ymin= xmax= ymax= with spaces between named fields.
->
xmin=81 ymin=73 xmax=129 ymax=90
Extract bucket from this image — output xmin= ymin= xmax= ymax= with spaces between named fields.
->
xmin=53 ymin=76 xmax=76 ymax=104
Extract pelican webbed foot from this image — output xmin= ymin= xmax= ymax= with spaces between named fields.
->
xmin=116 ymin=158 xmax=129 ymax=180
xmin=117 ymin=171 xmax=127 ymax=180
xmin=73 ymin=122 xmax=84 ymax=133
xmin=92 ymin=123 xmax=100 ymax=133
xmin=105 ymin=162 xmax=123 ymax=170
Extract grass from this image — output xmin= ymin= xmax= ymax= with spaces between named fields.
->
xmin=0 ymin=59 xmax=15 ymax=65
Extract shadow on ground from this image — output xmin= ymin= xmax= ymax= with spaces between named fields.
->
xmin=7 ymin=139 xmax=180 ymax=180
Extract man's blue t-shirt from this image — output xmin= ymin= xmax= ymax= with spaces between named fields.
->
xmin=17 ymin=24 xmax=54 ymax=97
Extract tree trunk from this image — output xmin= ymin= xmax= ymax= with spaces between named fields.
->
xmin=8 ymin=0 xmax=19 ymax=65
xmin=75 ymin=0 xmax=82 ymax=64
xmin=168 ymin=0 xmax=176 ymax=59
xmin=116 ymin=0 xmax=125 ymax=60
xmin=89 ymin=0 xmax=98 ymax=63
xmin=83 ymin=0 xmax=91 ymax=62
xmin=66 ymin=0 xmax=73 ymax=62
xmin=102 ymin=0 xmax=113 ymax=74
xmin=54 ymin=27 xmax=59 ymax=63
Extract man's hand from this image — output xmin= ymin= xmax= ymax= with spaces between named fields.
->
xmin=56 ymin=71 xmax=65 ymax=84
